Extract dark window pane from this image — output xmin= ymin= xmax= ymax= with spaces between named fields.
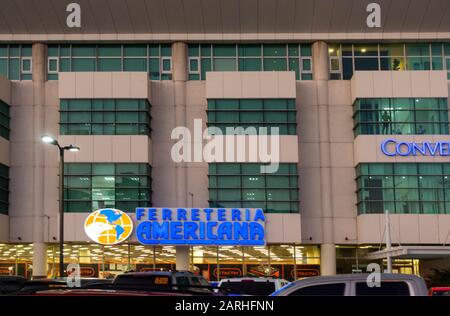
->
xmin=289 ymin=283 xmax=346 ymax=296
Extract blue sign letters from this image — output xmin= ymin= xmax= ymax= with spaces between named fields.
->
xmin=135 ymin=208 xmax=266 ymax=246
xmin=381 ymin=139 xmax=450 ymax=157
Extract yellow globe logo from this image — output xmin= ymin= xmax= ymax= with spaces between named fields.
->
xmin=84 ymin=209 xmax=133 ymax=245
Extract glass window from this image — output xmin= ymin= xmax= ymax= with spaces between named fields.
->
xmin=98 ymin=45 xmax=121 ymax=57
xmin=357 ymin=163 xmax=450 ymax=214
xmin=213 ymin=45 xmax=236 ymax=57
xmin=0 ymin=163 xmax=9 ymax=214
xmin=288 ymin=283 xmax=346 ymax=296
xmin=60 ymin=99 xmax=151 ymax=136
xmin=46 ymin=44 xmax=171 ymax=80
xmin=64 ymin=163 xmax=152 ymax=212
xmin=355 ymin=282 xmax=410 ymax=296
xmin=188 ymin=43 xmax=312 ymax=80
xmin=72 ymin=58 xmax=95 ymax=71
xmin=209 ymin=163 xmax=299 ymax=213
xmin=213 ymin=59 xmax=236 ymax=71
xmin=264 ymin=59 xmax=287 ymax=71
xmin=353 ymin=98 xmax=449 ymax=137
xmin=98 ymin=58 xmax=121 ymax=71
xmin=123 ymin=44 xmax=147 ymax=56
xmin=207 ymin=99 xmax=296 ymax=135
xmin=263 ymin=44 xmax=286 ymax=57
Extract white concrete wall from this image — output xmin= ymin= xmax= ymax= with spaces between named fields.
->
xmin=0 ymin=137 xmax=9 ymax=166
xmin=59 ymin=135 xmax=152 ymax=164
xmin=351 ymin=71 xmax=448 ymax=103
xmin=0 ymin=75 xmax=11 ymax=104
xmin=206 ymin=71 xmax=296 ymax=99
xmin=298 ymin=80 xmax=357 ymax=245
xmin=0 ymin=214 xmax=8 ymax=241
xmin=58 ymin=72 xmax=149 ymax=99
xmin=358 ymin=214 xmax=450 ymax=244
xmin=202 ymin=135 xmax=299 ymax=163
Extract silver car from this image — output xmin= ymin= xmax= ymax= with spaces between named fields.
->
xmin=271 ymin=273 xmax=428 ymax=296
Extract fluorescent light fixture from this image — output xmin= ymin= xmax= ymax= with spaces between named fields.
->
xmin=67 ymin=145 xmax=80 ymax=152
xmin=41 ymin=135 xmax=56 ymax=144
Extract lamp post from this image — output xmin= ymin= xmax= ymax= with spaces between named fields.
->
xmin=41 ymin=135 xmax=80 ymax=278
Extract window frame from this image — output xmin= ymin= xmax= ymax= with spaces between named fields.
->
xmin=47 ymin=57 xmax=59 ymax=74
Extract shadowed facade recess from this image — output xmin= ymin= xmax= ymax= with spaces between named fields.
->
xmin=0 ymin=0 xmax=450 ymax=281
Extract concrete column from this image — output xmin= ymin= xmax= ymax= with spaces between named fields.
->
xmin=32 ymin=242 xmax=47 ymax=278
xmin=320 ymin=244 xmax=336 ymax=275
xmin=313 ymin=41 xmax=336 ymax=275
xmin=31 ymin=43 xmax=47 ymax=278
xmin=172 ymin=42 xmax=191 ymax=270
xmin=172 ymin=42 xmax=187 ymax=81
xmin=312 ymin=41 xmax=329 ymax=80
xmin=176 ymin=246 xmax=190 ymax=271
xmin=172 ymin=42 xmax=188 ymax=207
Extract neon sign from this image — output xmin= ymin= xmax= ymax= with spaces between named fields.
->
xmin=381 ymin=139 xmax=450 ymax=157
xmin=135 ymin=208 xmax=266 ymax=246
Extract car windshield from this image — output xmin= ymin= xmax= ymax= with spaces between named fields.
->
xmin=221 ymin=281 xmax=276 ymax=295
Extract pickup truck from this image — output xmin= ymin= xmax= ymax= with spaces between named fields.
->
xmin=271 ymin=273 xmax=428 ymax=296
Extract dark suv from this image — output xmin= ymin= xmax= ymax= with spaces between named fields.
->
xmin=112 ymin=271 xmax=216 ymax=295
xmin=0 ymin=275 xmax=26 ymax=295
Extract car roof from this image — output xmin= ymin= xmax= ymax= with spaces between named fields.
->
xmin=220 ymin=277 xmax=287 ymax=282
xmin=117 ymin=271 xmax=195 ymax=277
xmin=22 ymin=278 xmax=66 ymax=284
xmin=32 ymin=289 xmax=193 ymax=296
xmin=0 ymin=275 xmax=25 ymax=280
xmin=291 ymin=273 xmax=424 ymax=284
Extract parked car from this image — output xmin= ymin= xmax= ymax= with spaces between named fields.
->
xmin=0 ymin=275 xmax=26 ymax=295
xmin=112 ymin=271 xmax=218 ymax=295
xmin=17 ymin=278 xmax=112 ymax=295
xmin=28 ymin=289 xmax=193 ymax=296
xmin=429 ymin=287 xmax=450 ymax=296
xmin=218 ymin=277 xmax=290 ymax=296
xmin=271 ymin=274 xmax=428 ymax=296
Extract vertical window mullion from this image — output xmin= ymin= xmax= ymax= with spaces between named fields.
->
xmin=211 ymin=44 xmax=214 ymax=72
xmin=198 ymin=44 xmax=201 ymax=76
xmin=121 ymin=44 xmax=124 ymax=72
xmin=351 ymin=44 xmax=355 ymax=74
xmin=377 ymin=43 xmax=381 ymax=70
xmin=6 ymin=44 xmax=9 ymax=79
xmin=261 ymin=44 xmax=264 ymax=71
xmin=235 ymin=44 xmax=238 ymax=71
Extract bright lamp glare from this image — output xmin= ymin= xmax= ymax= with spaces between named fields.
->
xmin=41 ymin=135 xmax=55 ymax=144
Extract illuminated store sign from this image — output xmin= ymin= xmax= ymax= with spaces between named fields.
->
xmin=381 ymin=139 xmax=450 ymax=157
xmin=135 ymin=208 xmax=266 ymax=246
xmin=84 ymin=209 xmax=133 ymax=245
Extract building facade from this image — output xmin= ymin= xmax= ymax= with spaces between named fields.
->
xmin=0 ymin=0 xmax=449 ymax=281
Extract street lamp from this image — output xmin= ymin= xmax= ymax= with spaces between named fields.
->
xmin=41 ymin=134 xmax=80 ymax=278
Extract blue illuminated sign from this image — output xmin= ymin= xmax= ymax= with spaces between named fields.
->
xmin=381 ymin=139 xmax=450 ymax=157
xmin=135 ymin=208 xmax=266 ymax=246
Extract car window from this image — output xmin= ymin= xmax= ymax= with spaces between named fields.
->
xmin=355 ymin=281 xmax=410 ymax=296
xmin=221 ymin=281 xmax=276 ymax=295
xmin=288 ymin=283 xmax=346 ymax=296
xmin=175 ymin=276 xmax=190 ymax=287
xmin=190 ymin=277 xmax=201 ymax=286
